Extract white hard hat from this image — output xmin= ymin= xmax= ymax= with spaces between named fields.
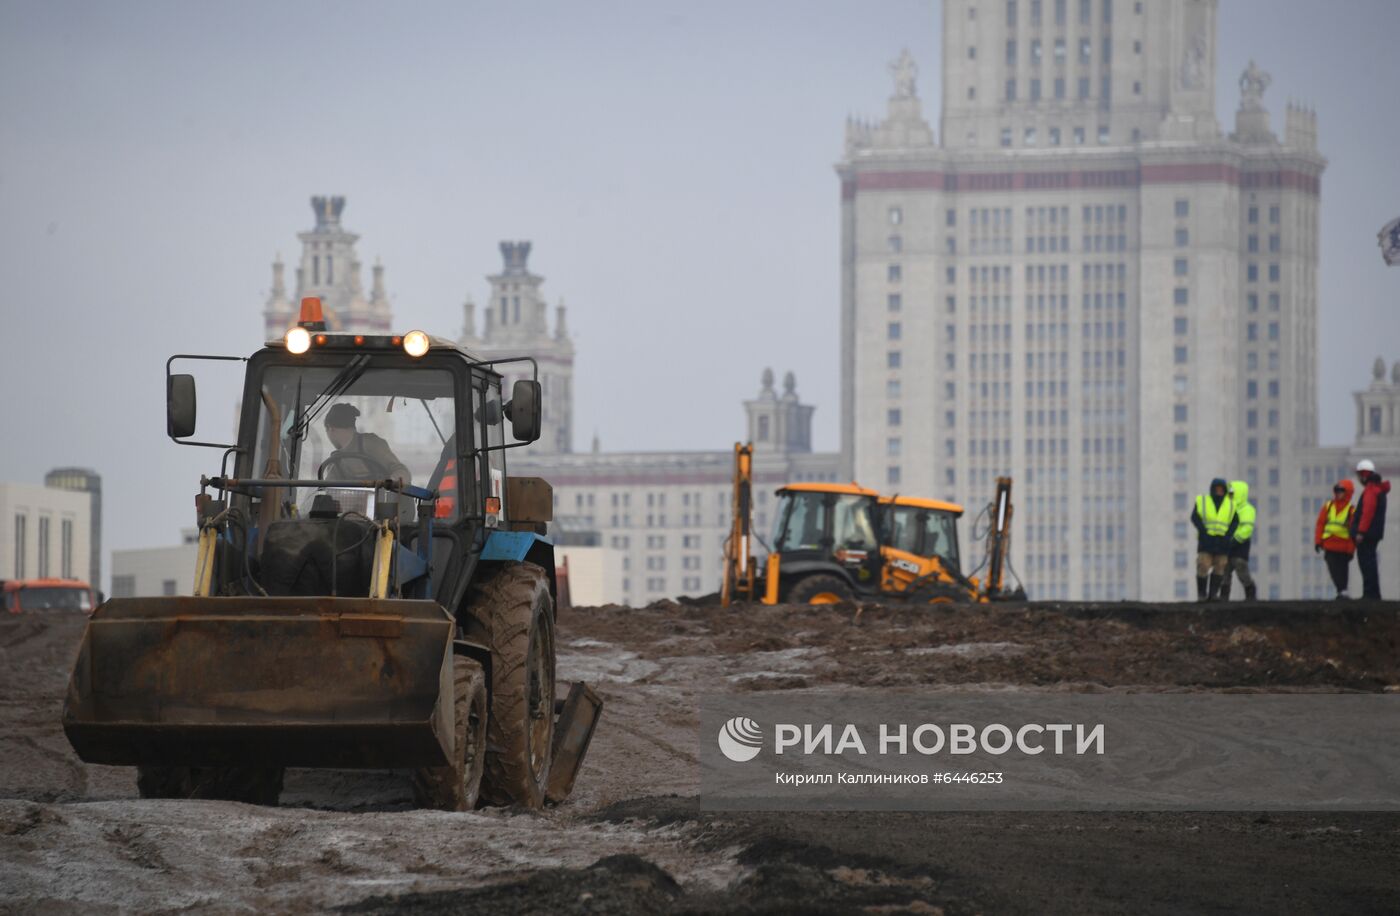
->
xmin=1356 ymin=459 xmax=1376 ymax=473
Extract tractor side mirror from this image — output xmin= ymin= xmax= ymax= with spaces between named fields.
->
xmin=167 ymin=374 xmax=197 ymax=439
xmin=504 ymin=379 xmax=542 ymax=442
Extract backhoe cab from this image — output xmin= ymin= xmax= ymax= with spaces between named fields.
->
xmin=62 ymin=298 xmax=601 ymax=810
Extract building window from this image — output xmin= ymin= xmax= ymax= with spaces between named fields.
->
xmin=1247 ymin=264 xmax=1258 ymax=282
xmin=1269 ymin=205 xmax=1280 ymax=223
xmin=1269 ymin=234 xmax=1280 ymax=253
xmin=1073 ymin=126 xmax=1085 ymax=145
xmin=1007 ymin=0 xmax=1017 ymax=25
xmin=1248 ymin=235 xmax=1259 ymax=253
xmin=888 ymin=322 xmax=902 ymax=341
xmin=1006 ymin=80 xmax=1017 ymax=102
xmin=888 ymin=409 xmax=902 ymax=427
xmin=1024 ymin=127 xmax=1037 ymax=145
xmin=887 ymin=466 xmax=901 ymax=485
xmin=1267 ymin=322 xmax=1279 ymax=341
xmin=946 ymin=295 xmax=956 ymax=313
xmin=1175 ymin=199 xmax=1189 ymax=218
xmin=1372 ymin=406 xmax=1384 ymax=433
xmin=946 ymin=267 xmax=956 ymax=284
xmin=1079 ymin=38 xmax=1091 ymax=63
xmin=1054 ymin=78 xmax=1065 ymax=101
xmin=162 ymin=579 xmax=177 ymax=596
xmin=1173 ymin=346 xmax=1187 ymax=365
xmin=37 ymin=517 xmax=49 ymax=578
xmin=887 ymin=264 xmax=902 ymax=283
xmin=1247 ymin=293 xmax=1259 ymax=312
xmin=887 ymin=437 xmax=902 ymax=457
xmin=888 ymin=235 xmax=902 ymax=253
xmin=1097 ymin=125 xmax=1109 ymax=144
xmin=1174 ymin=404 xmax=1188 ymax=422
xmin=1049 ymin=126 xmax=1061 ymax=146
xmin=1174 ymin=288 xmax=1188 ymax=305
xmin=757 ymin=415 xmax=769 ymax=440
xmin=13 ymin=514 xmax=25 ymax=579
xmin=1173 ymin=433 xmax=1188 ymax=452
xmin=1031 ymin=39 xmax=1042 ymax=63
xmin=887 ymin=379 xmax=902 ymax=398
xmin=1173 ymin=317 xmax=1188 ymax=335
xmin=888 ymin=207 xmax=902 ymax=226
xmin=1268 ymin=292 xmax=1280 ymax=311
xmin=61 ymin=519 xmax=73 ymax=578
xmin=1000 ymin=127 xmax=1013 ymax=147
xmin=968 ymin=45 xmax=977 ymax=59
xmin=1248 ymin=206 xmax=1259 ymax=224
xmin=1173 ymin=258 xmax=1188 ymax=277
xmin=111 ymin=575 xmax=135 ymax=599
xmin=1175 ymin=228 xmax=1189 ymax=247
xmin=887 ymin=350 xmax=901 ymax=369
xmin=887 ymin=293 xmax=902 ymax=311
xmin=1268 ymin=263 xmax=1280 ymax=282
xmin=1077 ymin=77 xmax=1090 ymax=100
xmin=1006 ymin=40 xmax=1017 ymax=65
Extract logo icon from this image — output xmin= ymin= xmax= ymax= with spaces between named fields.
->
xmin=717 ymin=716 xmax=763 ymax=762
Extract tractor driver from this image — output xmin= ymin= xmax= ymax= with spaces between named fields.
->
xmin=322 ymin=403 xmax=412 ymax=486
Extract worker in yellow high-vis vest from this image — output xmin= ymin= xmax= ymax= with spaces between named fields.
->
xmin=1219 ymin=480 xmax=1257 ymax=601
xmin=1189 ymin=478 xmax=1238 ymax=602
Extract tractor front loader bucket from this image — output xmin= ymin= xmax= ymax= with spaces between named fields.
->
xmin=62 ymin=596 xmax=457 ymax=769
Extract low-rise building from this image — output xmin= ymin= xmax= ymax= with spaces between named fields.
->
xmin=0 ymin=481 xmax=92 ymax=585
xmin=111 ymin=530 xmax=199 ymax=598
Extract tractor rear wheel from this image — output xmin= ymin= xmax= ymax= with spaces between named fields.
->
xmin=476 ymin=563 xmax=555 ymax=808
xmin=412 ymin=656 xmax=488 ymax=811
xmin=788 ymin=574 xmax=853 ymax=605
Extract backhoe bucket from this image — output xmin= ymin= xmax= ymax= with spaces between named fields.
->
xmin=62 ymin=596 xmax=457 ymax=769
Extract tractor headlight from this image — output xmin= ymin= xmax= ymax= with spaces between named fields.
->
xmin=403 ymin=330 xmax=430 ymax=358
xmin=285 ymin=326 xmax=311 ymax=355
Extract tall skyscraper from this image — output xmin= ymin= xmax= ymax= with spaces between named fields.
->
xmin=839 ymin=0 xmax=1324 ymax=600
xmin=263 ymin=197 xmax=394 ymax=339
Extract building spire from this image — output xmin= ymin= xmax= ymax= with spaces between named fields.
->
xmin=370 ymin=257 xmax=387 ymax=306
xmin=462 ymin=295 xmax=477 ymax=338
xmin=555 ymin=298 xmax=569 ymax=339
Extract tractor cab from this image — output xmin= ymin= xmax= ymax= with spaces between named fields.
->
xmin=878 ymin=495 xmax=969 ymax=597
xmin=761 ymin=483 xmax=882 ymax=604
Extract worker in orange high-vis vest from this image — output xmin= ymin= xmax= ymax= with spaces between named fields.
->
xmin=1314 ymin=479 xmax=1356 ymax=599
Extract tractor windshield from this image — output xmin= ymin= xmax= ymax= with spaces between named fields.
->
xmin=252 ymin=363 xmax=459 ymax=519
xmin=771 ymin=490 xmax=878 ymax=554
xmin=923 ymin=509 xmax=961 ymax=573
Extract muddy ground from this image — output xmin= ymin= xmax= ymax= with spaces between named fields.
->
xmin=3 ymin=599 xmax=1399 ymax=914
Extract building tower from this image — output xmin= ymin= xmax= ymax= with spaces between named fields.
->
xmin=745 ymin=369 xmax=815 ymax=455
xmin=43 ymin=467 xmax=101 ymax=589
xmin=839 ymin=1 xmax=1324 ymax=600
xmin=460 ymin=242 xmax=576 ymax=454
xmin=263 ymin=197 xmax=394 ymax=339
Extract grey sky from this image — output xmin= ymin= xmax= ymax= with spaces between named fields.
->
xmin=2 ymin=1 xmax=1397 ymax=588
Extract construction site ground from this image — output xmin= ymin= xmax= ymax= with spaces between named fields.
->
xmin=4 ymin=599 xmax=1399 ymax=914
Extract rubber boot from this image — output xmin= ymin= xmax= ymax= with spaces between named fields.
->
xmin=1244 ymin=585 xmax=1257 ymax=602
xmin=1219 ymin=580 xmax=1232 ymax=601
xmin=1196 ymin=576 xmax=1209 ymax=603
xmin=1206 ymin=573 xmax=1221 ymax=602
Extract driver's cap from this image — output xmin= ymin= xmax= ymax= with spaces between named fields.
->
xmin=325 ymin=403 xmax=360 ymax=428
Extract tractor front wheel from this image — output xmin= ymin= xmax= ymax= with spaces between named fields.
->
xmin=412 ymin=656 xmax=488 ymax=811
xmin=476 ymin=563 xmax=556 ymax=808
